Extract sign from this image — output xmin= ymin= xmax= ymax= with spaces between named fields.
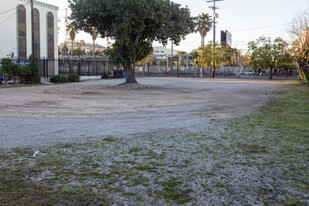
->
xmin=17 ymin=60 xmax=30 ymax=66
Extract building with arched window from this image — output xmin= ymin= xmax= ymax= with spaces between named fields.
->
xmin=0 ymin=0 xmax=58 ymax=75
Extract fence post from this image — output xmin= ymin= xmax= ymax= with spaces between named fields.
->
xmin=88 ymin=61 xmax=90 ymax=77
xmin=78 ymin=60 xmax=81 ymax=76
xmin=43 ymin=58 xmax=46 ymax=81
xmin=69 ymin=58 xmax=71 ymax=75
xmin=96 ymin=60 xmax=98 ymax=76
xmin=46 ymin=58 xmax=49 ymax=81
xmin=103 ymin=62 xmax=106 ymax=76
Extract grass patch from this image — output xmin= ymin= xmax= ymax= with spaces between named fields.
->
xmin=102 ymin=136 xmax=116 ymax=142
xmin=128 ymin=147 xmax=141 ymax=154
xmin=155 ymin=177 xmax=193 ymax=204
xmin=134 ymin=165 xmax=156 ymax=172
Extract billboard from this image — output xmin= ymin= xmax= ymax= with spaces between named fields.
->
xmin=221 ymin=30 xmax=232 ymax=47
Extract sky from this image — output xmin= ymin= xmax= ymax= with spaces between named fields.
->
xmin=41 ymin=0 xmax=309 ymax=53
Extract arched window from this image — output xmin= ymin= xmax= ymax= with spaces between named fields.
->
xmin=47 ymin=12 xmax=54 ymax=59
xmin=33 ymin=9 xmax=40 ymax=58
xmin=17 ymin=5 xmax=26 ymax=59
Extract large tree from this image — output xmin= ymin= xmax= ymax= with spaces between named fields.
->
xmin=69 ymin=0 xmax=195 ymax=84
xmin=247 ymin=37 xmax=293 ymax=79
xmin=290 ymin=11 xmax=309 ymax=83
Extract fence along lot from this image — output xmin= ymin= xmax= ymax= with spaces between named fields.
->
xmin=0 ymin=58 xmax=297 ymax=80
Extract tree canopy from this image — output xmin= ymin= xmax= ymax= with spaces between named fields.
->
xmin=69 ymin=0 xmax=195 ymax=83
xmin=289 ymin=11 xmax=309 ymax=83
xmin=190 ymin=43 xmax=241 ymax=68
xmin=247 ymin=37 xmax=293 ymax=79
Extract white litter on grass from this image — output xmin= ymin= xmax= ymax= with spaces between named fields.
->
xmin=32 ymin=151 xmax=40 ymax=157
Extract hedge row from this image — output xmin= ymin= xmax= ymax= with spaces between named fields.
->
xmin=50 ymin=74 xmax=80 ymax=83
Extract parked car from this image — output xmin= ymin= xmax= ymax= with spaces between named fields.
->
xmin=111 ymin=69 xmax=125 ymax=78
xmin=243 ymin=70 xmax=255 ymax=75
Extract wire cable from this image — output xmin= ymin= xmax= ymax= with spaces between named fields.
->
xmin=0 ymin=12 xmax=16 ymax=25
xmin=0 ymin=3 xmax=28 ymax=16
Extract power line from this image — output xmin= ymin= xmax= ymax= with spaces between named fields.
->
xmin=0 ymin=12 xmax=16 ymax=25
xmin=0 ymin=3 xmax=28 ymax=17
xmin=230 ymin=23 xmax=290 ymax=32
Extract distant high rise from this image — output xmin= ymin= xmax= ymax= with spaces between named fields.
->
xmin=221 ymin=30 xmax=232 ymax=47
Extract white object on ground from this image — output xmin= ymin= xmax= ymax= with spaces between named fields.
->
xmin=32 ymin=151 xmax=40 ymax=157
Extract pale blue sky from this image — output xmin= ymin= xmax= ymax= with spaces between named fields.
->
xmin=43 ymin=0 xmax=309 ymax=53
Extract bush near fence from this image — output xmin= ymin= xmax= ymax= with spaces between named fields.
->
xmin=50 ymin=74 xmax=80 ymax=83
xmin=0 ymin=56 xmax=40 ymax=84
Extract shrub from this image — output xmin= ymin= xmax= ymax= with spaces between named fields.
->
xmin=50 ymin=75 xmax=68 ymax=83
xmin=0 ymin=58 xmax=16 ymax=77
xmin=26 ymin=55 xmax=41 ymax=84
xmin=0 ymin=56 xmax=40 ymax=84
xmin=101 ymin=73 xmax=110 ymax=79
xmin=68 ymin=74 xmax=80 ymax=82
xmin=50 ymin=74 xmax=80 ymax=83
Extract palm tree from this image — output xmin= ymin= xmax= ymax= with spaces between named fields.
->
xmin=91 ymin=28 xmax=98 ymax=60
xmin=66 ymin=23 xmax=78 ymax=59
xmin=196 ymin=13 xmax=212 ymax=48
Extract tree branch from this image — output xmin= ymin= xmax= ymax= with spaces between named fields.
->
xmin=109 ymin=24 xmax=119 ymax=41
xmin=135 ymin=21 xmax=145 ymax=46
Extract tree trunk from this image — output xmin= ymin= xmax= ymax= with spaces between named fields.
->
xmin=201 ymin=36 xmax=205 ymax=47
xmin=125 ymin=63 xmax=137 ymax=84
xmin=269 ymin=68 xmax=273 ymax=80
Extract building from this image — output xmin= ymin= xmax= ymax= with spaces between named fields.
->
xmin=59 ymin=41 xmax=106 ymax=56
xmin=221 ymin=30 xmax=232 ymax=47
xmin=0 ymin=0 xmax=59 ymax=74
xmin=153 ymin=46 xmax=177 ymax=57
xmin=82 ymin=43 xmax=106 ymax=54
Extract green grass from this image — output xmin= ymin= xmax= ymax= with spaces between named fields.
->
xmin=155 ymin=177 xmax=193 ymax=204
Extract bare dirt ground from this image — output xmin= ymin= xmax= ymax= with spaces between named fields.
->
xmin=0 ymin=77 xmax=287 ymax=149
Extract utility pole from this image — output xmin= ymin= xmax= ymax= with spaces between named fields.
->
xmin=30 ymin=0 xmax=35 ymax=56
xmin=207 ymin=0 xmax=223 ymax=78
xmin=171 ymin=40 xmax=174 ymax=71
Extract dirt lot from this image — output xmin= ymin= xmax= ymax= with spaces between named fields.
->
xmin=0 ymin=77 xmax=287 ymax=149
xmin=1 ymin=78 xmax=308 ymax=205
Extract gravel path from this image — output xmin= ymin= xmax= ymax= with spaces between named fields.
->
xmin=0 ymin=77 xmax=287 ymax=149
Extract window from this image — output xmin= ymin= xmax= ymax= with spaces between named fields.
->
xmin=18 ymin=5 xmax=26 ymax=59
xmin=33 ymin=9 xmax=40 ymax=58
xmin=47 ymin=12 xmax=54 ymax=59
